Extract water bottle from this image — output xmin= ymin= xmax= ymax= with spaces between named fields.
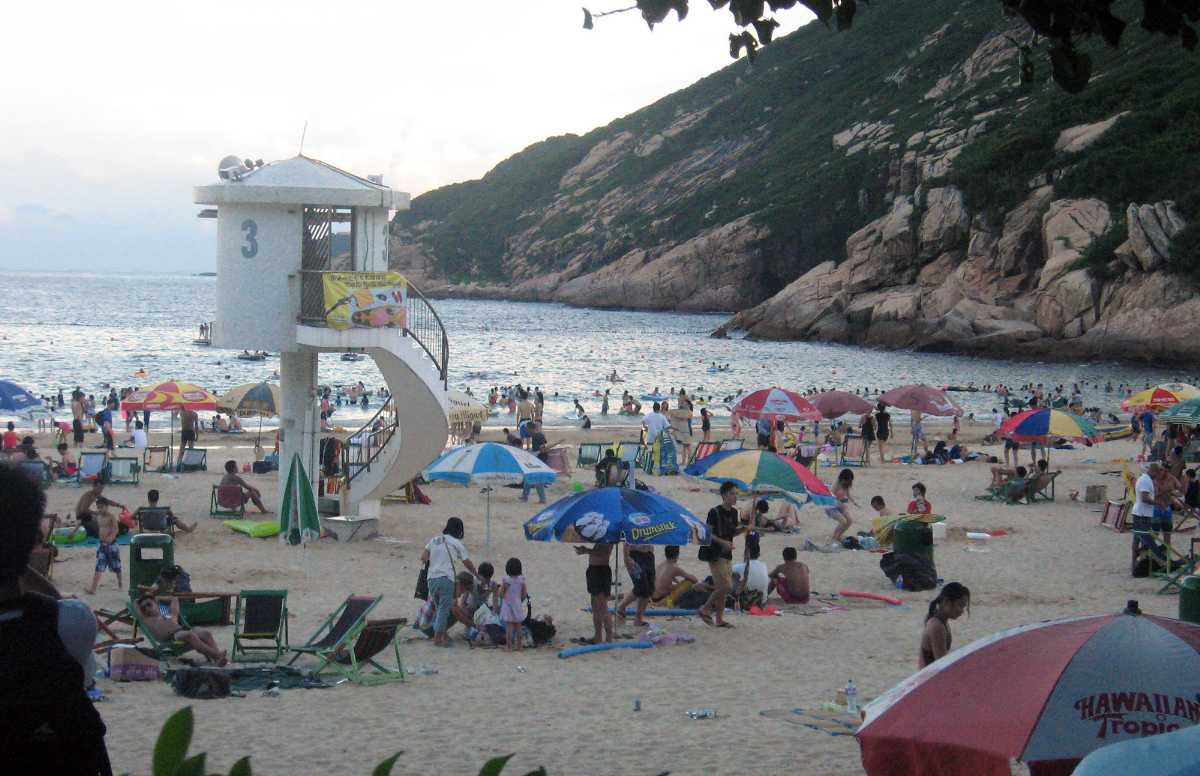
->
xmin=845 ymin=680 xmax=858 ymax=714
xmin=894 ymin=574 xmax=904 ymax=590
xmin=633 ymin=698 xmax=641 ymax=712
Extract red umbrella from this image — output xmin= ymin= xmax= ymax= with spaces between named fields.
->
xmin=878 ymin=384 xmax=962 ymax=417
xmin=857 ymin=602 xmax=1200 ymax=776
xmin=809 ymin=390 xmax=874 ymax=419
xmin=730 ymin=387 xmax=821 ymax=422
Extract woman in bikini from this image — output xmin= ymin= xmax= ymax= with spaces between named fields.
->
xmin=919 ymin=582 xmax=970 ymax=669
xmin=824 ymin=468 xmax=857 ymax=547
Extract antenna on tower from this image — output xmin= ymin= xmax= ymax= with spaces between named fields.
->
xmin=299 ymin=121 xmax=308 ymax=157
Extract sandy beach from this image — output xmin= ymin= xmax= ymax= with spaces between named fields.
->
xmin=33 ymin=420 xmax=1165 ymax=776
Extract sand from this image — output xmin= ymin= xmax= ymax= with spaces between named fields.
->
xmin=30 ymin=419 xmax=1170 ymax=776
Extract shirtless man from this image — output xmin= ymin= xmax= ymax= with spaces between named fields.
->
xmin=740 ymin=498 xmax=801 ymax=531
xmin=134 ymin=594 xmax=227 ymax=665
xmin=75 ymin=481 xmax=127 ymax=538
xmin=220 ymin=460 xmax=270 ymax=513
xmin=573 ymin=542 xmax=614 ymax=643
xmin=178 ymin=408 xmax=199 ymax=467
xmin=84 ymin=504 xmax=122 ymax=594
xmin=768 ymin=547 xmax=811 ymax=604
xmin=651 ymin=545 xmax=699 ymax=607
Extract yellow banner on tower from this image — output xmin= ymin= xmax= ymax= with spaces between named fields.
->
xmin=321 ymin=272 xmax=408 ymax=331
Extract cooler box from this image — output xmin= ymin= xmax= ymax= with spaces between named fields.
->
xmin=893 ymin=519 xmax=934 ymax=566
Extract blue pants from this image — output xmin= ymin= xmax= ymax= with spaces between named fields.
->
xmin=429 ymin=576 xmax=455 ymax=635
xmin=521 ymin=482 xmax=546 ymax=502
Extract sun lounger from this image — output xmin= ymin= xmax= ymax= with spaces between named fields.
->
xmin=178 ymin=448 xmax=208 ymax=472
xmin=232 ymin=589 xmax=289 ymax=663
xmin=1100 ymin=500 xmax=1130 ymax=533
xmin=107 ymin=456 xmax=140 ymax=485
xmin=129 ymin=599 xmax=193 ymax=660
xmin=689 ymin=441 xmax=721 ymax=464
xmin=144 ymin=445 xmax=173 ymax=473
xmin=76 ymin=451 xmax=108 ymax=484
xmin=211 ymin=484 xmax=247 ymax=518
xmin=135 ymin=506 xmax=174 ymax=536
xmin=576 ymin=442 xmax=608 ymax=468
xmin=287 ymin=594 xmax=382 ymax=673
xmin=330 ymin=617 xmax=407 ymax=685
xmin=839 ymin=434 xmax=868 ymax=467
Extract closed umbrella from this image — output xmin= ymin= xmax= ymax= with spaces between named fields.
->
xmin=878 ymin=384 xmax=962 ymax=416
xmin=0 ymin=379 xmax=40 ymax=415
xmin=731 ymin=387 xmax=822 ymax=422
xmin=810 ymin=390 xmax=874 ymax=419
xmin=280 ymin=453 xmax=321 ymax=546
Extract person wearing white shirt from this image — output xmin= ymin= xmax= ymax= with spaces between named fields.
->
xmin=992 ymin=409 xmax=1003 ymax=428
xmin=733 ymin=543 xmax=770 ymax=601
xmin=127 ymin=420 xmax=148 ymax=449
xmin=1132 ymin=463 xmax=1164 ymax=563
xmin=642 ymin=402 xmax=669 ymax=444
xmin=420 ymin=517 xmax=478 ymax=647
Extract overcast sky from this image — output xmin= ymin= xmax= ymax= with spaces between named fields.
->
xmin=0 ymin=1 xmax=811 ymax=273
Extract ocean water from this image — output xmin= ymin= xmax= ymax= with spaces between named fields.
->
xmin=0 ymin=271 xmax=1189 ymax=429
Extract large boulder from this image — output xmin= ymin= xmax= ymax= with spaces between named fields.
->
xmin=1054 ymin=112 xmax=1130 ymax=153
xmin=1039 ymin=198 xmax=1111 ymax=288
xmin=1034 ymin=269 xmax=1097 ymax=336
xmin=996 ymin=185 xmax=1054 ymax=277
xmin=918 ymin=186 xmax=969 ymax=258
xmin=843 ymin=196 xmax=918 ymax=293
xmin=1126 ymin=201 xmax=1188 ymax=271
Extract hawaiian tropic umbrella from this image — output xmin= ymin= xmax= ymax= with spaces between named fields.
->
xmin=731 ymin=387 xmax=822 ymax=422
xmin=280 ymin=452 xmax=321 ymax=546
xmin=857 ymin=602 xmax=1200 ymax=776
xmin=1159 ymin=398 xmax=1200 ymax=424
xmin=1122 ymin=383 xmax=1200 ymax=413
xmin=684 ymin=449 xmax=836 ymax=507
xmin=809 ymin=390 xmax=874 ymax=419
xmin=217 ymin=382 xmax=280 ymax=417
xmin=523 ymin=487 xmax=710 ymax=546
xmin=1073 ymin=722 xmax=1200 ymax=776
xmin=999 ymin=408 xmax=1103 ymax=444
xmin=0 ymin=379 xmax=40 ymax=414
xmin=424 ymin=442 xmax=557 ymax=555
xmin=878 ymin=384 xmax=962 ymax=416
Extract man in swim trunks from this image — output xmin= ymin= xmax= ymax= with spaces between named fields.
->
xmin=698 ymin=482 xmax=743 ymax=628
xmin=768 ymin=547 xmax=811 ymax=603
xmin=574 ymin=542 xmax=614 ymax=643
xmin=178 ymin=408 xmax=199 ymax=467
xmin=615 ymin=544 xmax=655 ymax=627
xmin=134 ymin=594 xmax=227 ymax=665
xmin=84 ymin=504 xmax=122 ymax=594
xmin=75 ymin=481 xmax=127 ymax=538
xmin=651 ymin=545 xmax=699 ymax=607
xmin=220 ymin=460 xmax=270 ymax=513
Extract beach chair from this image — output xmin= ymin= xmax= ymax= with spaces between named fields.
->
xmin=1174 ymin=503 xmax=1199 ymax=533
xmin=135 ymin=506 xmax=174 ymax=536
xmin=287 ymin=594 xmax=381 ymax=673
xmin=1131 ymin=529 xmax=1197 ymax=594
xmin=144 ymin=445 xmax=172 ymax=473
xmin=178 ymin=448 xmax=208 ymax=472
xmin=19 ymin=459 xmax=52 ymax=487
xmin=576 ymin=442 xmax=607 ymax=468
xmin=129 ymin=598 xmax=193 ymax=660
xmin=76 ymin=451 xmax=108 ymax=484
xmin=690 ymin=441 xmax=721 ymax=464
xmin=107 ymin=456 xmax=140 ymax=485
xmin=330 ymin=617 xmax=407 ymax=685
xmin=839 ymin=434 xmax=869 ymax=467
xmin=1028 ymin=470 xmax=1060 ymax=501
xmin=232 ymin=589 xmax=289 ymax=663
xmin=1100 ymin=500 xmax=1130 ymax=533
xmin=616 ymin=441 xmax=643 ymax=468
xmin=210 ymin=485 xmax=247 ymax=518
xmin=1157 ymin=538 xmax=1200 ymax=594
xmin=597 ymin=460 xmax=630 ymax=488
xmin=718 ymin=439 xmax=744 ymax=452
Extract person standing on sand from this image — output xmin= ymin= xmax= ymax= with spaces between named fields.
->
xmin=668 ymin=400 xmax=692 ymax=463
xmin=84 ymin=504 xmax=122 ymax=595
xmin=615 ymin=544 xmax=655 ymax=628
xmin=178 ymin=408 xmax=198 ymax=466
xmin=875 ymin=402 xmax=891 ymax=463
xmin=574 ymin=542 xmax=614 ymax=644
xmin=71 ymin=390 xmax=86 ymax=448
xmin=697 ymin=481 xmax=743 ymax=628
xmin=601 ymin=389 xmax=609 ymax=416
xmin=919 ymin=582 xmax=970 ymax=668
xmin=701 ymin=407 xmax=713 ymax=443
xmin=421 ymin=517 xmax=478 ymax=648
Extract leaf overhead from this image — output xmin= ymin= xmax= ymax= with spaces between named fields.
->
xmin=583 ymin=7 xmax=595 ymax=29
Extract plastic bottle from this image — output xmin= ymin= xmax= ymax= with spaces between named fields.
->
xmin=846 ymin=680 xmax=858 ymax=713
xmin=633 ymin=698 xmax=641 ymax=712
xmin=894 ymin=575 xmax=904 ymax=590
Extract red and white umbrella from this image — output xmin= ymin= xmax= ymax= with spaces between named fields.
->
xmin=809 ymin=390 xmax=874 ymax=419
xmin=878 ymin=384 xmax=962 ymax=417
xmin=730 ymin=387 xmax=821 ymax=422
xmin=857 ymin=602 xmax=1200 ymax=776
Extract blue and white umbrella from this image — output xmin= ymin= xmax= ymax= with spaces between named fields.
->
xmin=424 ymin=442 xmax=557 ymax=555
xmin=0 ymin=380 xmax=40 ymax=415
xmin=524 ymin=487 xmax=710 ymax=546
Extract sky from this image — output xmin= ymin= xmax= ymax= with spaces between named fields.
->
xmin=0 ymin=1 xmax=812 ymax=273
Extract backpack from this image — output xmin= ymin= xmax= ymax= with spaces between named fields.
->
xmin=879 ymin=552 xmax=938 ymax=591
xmin=172 ymin=667 xmax=232 ymax=699
xmin=0 ymin=593 xmax=112 ymax=776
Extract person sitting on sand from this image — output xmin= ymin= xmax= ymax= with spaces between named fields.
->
xmin=651 ymin=545 xmax=699 ymax=607
xmin=740 ymin=498 xmax=801 ymax=532
xmin=732 ymin=540 xmax=769 ymax=609
xmin=134 ymin=594 xmax=227 ymax=665
xmin=919 ymin=582 xmax=970 ymax=668
xmin=220 ymin=460 xmax=270 ymax=513
xmin=870 ymin=495 xmax=892 ymax=519
xmin=137 ymin=489 xmax=196 ymax=534
xmin=453 ymin=563 xmax=498 ymax=629
xmin=907 ymin=482 xmax=932 ymax=515
xmin=768 ymin=547 xmax=810 ymax=604
xmin=615 ymin=544 xmax=656 ymax=627
xmin=50 ymin=442 xmax=77 ymax=480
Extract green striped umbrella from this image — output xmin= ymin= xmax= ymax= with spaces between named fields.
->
xmin=280 ymin=453 xmax=320 ymax=546
xmin=1159 ymin=398 xmax=1200 ymax=424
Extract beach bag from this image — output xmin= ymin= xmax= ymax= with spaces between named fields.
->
xmin=108 ymin=645 xmax=162 ymax=682
xmin=414 ymin=562 xmax=430 ymax=600
xmin=879 ymin=552 xmax=938 ymax=591
xmin=675 ymin=587 xmax=710 ymax=609
xmin=172 ymin=668 xmax=231 ymax=699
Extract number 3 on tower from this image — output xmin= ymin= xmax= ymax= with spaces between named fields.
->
xmin=240 ymin=219 xmax=258 ymax=258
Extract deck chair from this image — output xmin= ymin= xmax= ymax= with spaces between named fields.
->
xmin=107 ymin=456 xmax=140 ymax=485
xmin=76 ymin=451 xmax=108 ymax=484
xmin=1156 ymin=538 xmax=1200 ymax=594
xmin=129 ymin=599 xmax=192 ymax=660
xmin=329 ymin=617 xmax=407 ymax=685
xmin=144 ymin=445 xmax=172 ymax=473
xmin=288 ymin=594 xmax=381 ymax=673
xmin=718 ymin=439 xmax=744 ymax=452
xmin=616 ymin=441 xmax=643 ymax=468
xmin=1174 ymin=503 xmax=1200 ymax=533
xmin=232 ymin=589 xmax=289 ymax=662
xmin=576 ymin=442 xmax=607 ymax=468
xmin=1029 ymin=471 xmax=1060 ymax=501
xmin=135 ymin=506 xmax=174 ymax=536
xmin=178 ymin=448 xmax=208 ymax=472
xmin=839 ymin=434 xmax=869 ymax=467
xmin=690 ymin=441 xmax=720 ymax=464
xmin=211 ymin=485 xmax=246 ymax=518
xmin=597 ymin=460 xmax=630 ymax=488
xmin=1131 ymin=529 xmax=1197 ymax=594
xmin=19 ymin=459 xmax=51 ymax=487
xmin=1100 ymin=500 xmax=1130 ymax=533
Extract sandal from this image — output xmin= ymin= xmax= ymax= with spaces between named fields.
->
xmin=716 ymin=621 xmax=735 ymax=629
xmin=698 ymin=610 xmax=715 ymax=626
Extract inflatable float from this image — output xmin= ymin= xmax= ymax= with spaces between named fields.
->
xmin=837 ymin=590 xmax=903 ymax=606
xmin=640 ymin=394 xmax=668 ymax=402
xmin=558 ymin=640 xmax=654 ymax=659
xmin=1098 ymin=425 xmax=1133 ymax=441
xmin=224 ymin=519 xmax=281 ymax=539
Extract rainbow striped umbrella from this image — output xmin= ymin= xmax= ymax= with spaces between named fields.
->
xmin=1122 ymin=384 xmax=1200 ymax=414
xmin=999 ymin=408 xmax=1103 ymax=444
xmin=684 ymin=449 xmax=836 ymax=506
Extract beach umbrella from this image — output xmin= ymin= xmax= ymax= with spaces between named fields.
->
xmin=683 ymin=449 xmax=836 ymax=506
xmin=523 ymin=487 xmax=711 ymax=546
xmin=809 ymin=390 xmax=874 ymax=419
xmin=446 ymin=389 xmax=489 ymax=427
xmin=857 ymin=601 xmax=1200 ymax=776
xmin=1122 ymin=383 xmax=1200 ymax=413
xmin=121 ymin=380 xmax=217 ymax=448
xmin=878 ymin=384 xmax=962 ymax=416
xmin=730 ymin=387 xmax=822 ymax=422
xmin=998 ymin=408 xmax=1103 ymax=444
xmin=1159 ymin=398 xmax=1200 ymax=425
xmin=1073 ymin=723 xmax=1200 ymax=776
xmin=424 ymin=442 xmax=557 ymax=556
xmin=280 ymin=453 xmax=321 ymax=546
xmin=0 ymin=379 xmax=40 ymax=415
xmin=217 ymin=382 xmax=281 ymax=417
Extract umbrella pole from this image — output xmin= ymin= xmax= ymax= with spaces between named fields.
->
xmin=485 ymin=486 xmax=493 ymax=561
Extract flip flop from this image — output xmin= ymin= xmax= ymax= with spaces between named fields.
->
xmin=698 ymin=611 xmax=715 ymax=626
xmin=716 ymin=621 xmax=736 ymax=629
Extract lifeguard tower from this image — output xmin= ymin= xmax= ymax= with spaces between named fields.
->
xmin=194 ymin=155 xmax=449 ymax=520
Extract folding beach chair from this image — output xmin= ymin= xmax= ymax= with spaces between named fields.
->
xmin=1100 ymin=500 xmax=1130 ymax=533
xmin=19 ymin=460 xmax=51 ymax=488
xmin=129 ymin=598 xmax=192 ymax=660
xmin=597 ymin=460 xmax=630 ymax=488
xmin=1174 ymin=504 xmax=1200 ymax=533
xmin=718 ymin=439 xmax=745 ymax=452
xmin=576 ymin=442 xmax=607 ymax=468
xmin=210 ymin=484 xmax=247 ymax=518
xmin=616 ymin=441 xmax=643 ymax=469
xmin=1028 ymin=470 xmax=1060 ymax=501
xmin=330 ymin=617 xmax=407 ymax=685
xmin=288 ymin=594 xmax=381 ymax=673
xmin=178 ymin=448 xmax=208 ymax=472
xmin=690 ymin=441 xmax=720 ymax=464
xmin=135 ymin=506 xmax=174 ymax=536
xmin=76 ymin=451 xmax=108 ymax=485
xmin=1131 ymin=530 xmax=1198 ymax=594
xmin=107 ymin=456 xmax=140 ymax=485
xmin=232 ymin=589 xmax=289 ymax=663
xmin=839 ymin=434 xmax=869 ymax=467
xmin=1156 ymin=538 xmax=1200 ymax=594
xmin=144 ymin=445 xmax=172 ymax=473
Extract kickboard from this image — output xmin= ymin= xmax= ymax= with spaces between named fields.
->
xmin=224 ymin=519 xmax=281 ymax=539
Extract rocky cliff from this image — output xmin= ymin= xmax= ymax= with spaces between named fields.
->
xmin=392 ymin=0 xmax=1200 ymax=362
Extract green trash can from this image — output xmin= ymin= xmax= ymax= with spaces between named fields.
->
xmin=894 ymin=520 xmax=934 ymax=566
xmin=129 ymin=533 xmax=174 ymax=592
xmin=1180 ymin=576 xmax=1200 ymax=624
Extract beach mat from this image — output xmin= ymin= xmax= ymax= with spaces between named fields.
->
xmin=224 ymin=519 xmax=281 ymax=538
xmin=759 ymin=708 xmax=861 ymax=736
xmin=165 ymin=665 xmax=331 ymax=692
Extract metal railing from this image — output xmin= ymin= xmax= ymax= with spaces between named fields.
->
xmin=297 ymin=270 xmax=449 ymax=388
xmin=339 ymin=397 xmax=399 ymax=490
